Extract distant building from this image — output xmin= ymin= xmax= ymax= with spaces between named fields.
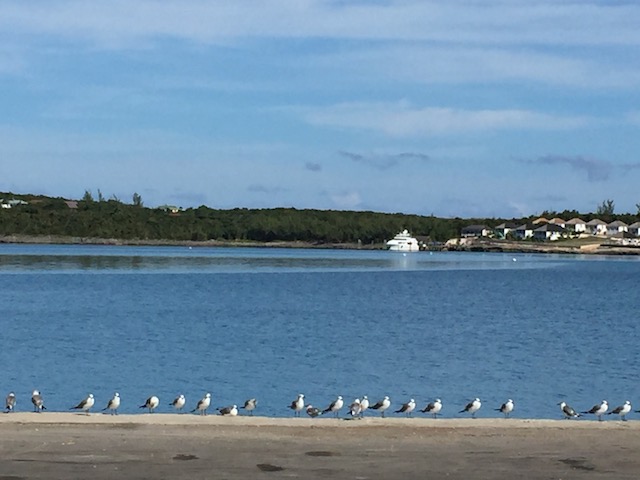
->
xmin=461 ymin=225 xmax=492 ymax=238
xmin=586 ymin=219 xmax=608 ymax=236
xmin=494 ymin=222 xmax=518 ymax=238
xmin=533 ymin=223 xmax=565 ymax=241
xmin=565 ymin=217 xmax=587 ymax=233
xmin=514 ymin=223 xmax=535 ymax=240
xmin=607 ymin=220 xmax=628 ymax=236
xmin=628 ymin=222 xmax=640 ymax=237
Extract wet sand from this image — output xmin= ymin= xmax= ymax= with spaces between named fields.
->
xmin=1 ymin=414 xmax=639 ymax=479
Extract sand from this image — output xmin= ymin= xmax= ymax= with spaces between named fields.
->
xmin=1 ymin=413 xmax=639 ymax=479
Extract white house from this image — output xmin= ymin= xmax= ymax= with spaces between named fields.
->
xmin=565 ymin=217 xmax=587 ymax=233
xmin=494 ymin=222 xmax=517 ymax=238
xmin=549 ymin=217 xmax=566 ymax=228
xmin=628 ymin=222 xmax=640 ymax=237
xmin=586 ymin=219 xmax=608 ymax=236
xmin=461 ymin=225 xmax=492 ymax=238
xmin=533 ymin=223 xmax=565 ymax=241
xmin=607 ymin=220 xmax=628 ymax=236
xmin=515 ymin=223 xmax=535 ymax=239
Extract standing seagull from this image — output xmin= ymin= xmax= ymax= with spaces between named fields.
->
xmin=395 ymin=398 xmax=416 ymax=417
xmin=5 ymin=392 xmax=16 ymax=413
xmin=370 ymin=396 xmax=391 ymax=418
xmin=102 ymin=392 xmax=121 ymax=415
xmin=289 ymin=394 xmax=305 ymax=417
xmin=218 ymin=404 xmax=238 ymax=416
xmin=359 ymin=396 xmax=369 ymax=417
xmin=582 ymin=400 xmax=608 ymax=421
xmin=31 ymin=390 xmax=46 ymax=413
xmin=170 ymin=394 xmax=186 ymax=413
xmin=323 ymin=396 xmax=344 ymax=417
xmin=348 ymin=398 xmax=362 ymax=417
xmin=70 ymin=394 xmax=95 ymax=415
xmin=460 ymin=398 xmax=482 ymax=418
xmin=496 ymin=399 xmax=514 ymax=418
xmin=608 ymin=401 xmax=632 ymax=421
xmin=192 ymin=393 xmax=212 ymax=415
xmin=139 ymin=395 xmax=160 ymax=413
xmin=242 ymin=398 xmax=258 ymax=416
xmin=558 ymin=401 xmax=580 ymax=419
xmin=420 ymin=398 xmax=443 ymax=418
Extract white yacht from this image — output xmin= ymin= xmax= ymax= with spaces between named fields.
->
xmin=386 ymin=229 xmax=420 ymax=252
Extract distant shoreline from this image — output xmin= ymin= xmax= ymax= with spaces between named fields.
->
xmin=1 ymin=234 xmax=640 ymax=255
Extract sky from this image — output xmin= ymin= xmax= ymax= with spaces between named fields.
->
xmin=1 ymin=0 xmax=640 ymax=218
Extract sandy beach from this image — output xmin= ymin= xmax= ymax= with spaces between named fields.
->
xmin=1 ymin=414 xmax=639 ymax=479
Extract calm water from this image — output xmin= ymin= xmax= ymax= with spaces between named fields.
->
xmin=1 ymin=244 xmax=638 ymax=419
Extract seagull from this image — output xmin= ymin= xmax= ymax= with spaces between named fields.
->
xmin=70 ymin=394 xmax=95 ymax=415
xmin=323 ymin=396 xmax=344 ymax=417
xmin=582 ymin=400 xmax=608 ymax=421
xmin=359 ymin=396 xmax=369 ymax=417
xmin=218 ymin=404 xmax=238 ymax=416
xmin=5 ymin=392 xmax=16 ymax=413
xmin=139 ymin=395 xmax=160 ymax=413
xmin=289 ymin=394 xmax=305 ymax=417
xmin=496 ymin=399 xmax=514 ymax=418
xmin=306 ymin=404 xmax=321 ymax=418
xmin=558 ymin=401 xmax=580 ymax=419
xmin=192 ymin=393 xmax=212 ymax=416
xmin=102 ymin=392 xmax=120 ymax=415
xmin=31 ymin=390 xmax=46 ymax=413
xmin=242 ymin=398 xmax=258 ymax=416
xmin=608 ymin=401 xmax=632 ymax=421
xmin=170 ymin=394 xmax=186 ymax=412
xmin=348 ymin=398 xmax=361 ymax=417
xmin=370 ymin=396 xmax=391 ymax=418
xmin=395 ymin=398 xmax=416 ymax=417
xmin=420 ymin=398 xmax=443 ymax=418
xmin=459 ymin=398 xmax=482 ymax=418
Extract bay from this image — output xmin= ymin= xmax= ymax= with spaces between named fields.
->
xmin=0 ymin=244 xmax=638 ymax=419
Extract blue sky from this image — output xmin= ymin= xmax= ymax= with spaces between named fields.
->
xmin=1 ymin=0 xmax=640 ymax=218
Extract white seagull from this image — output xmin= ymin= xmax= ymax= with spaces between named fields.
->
xmin=218 ymin=404 xmax=238 ymax=416
xmin=460 ymin=398 xmax=482 ymax=418
xmin=306 ymin=404 xmax=321 ymax=418
xmin=370 ymin=396 xmax=391 ymax=418
xmin=242 ymin=398 xmax=258 ymax=416
xmin=359 ymin=396 xmax=369 ymax=417
xmin=5 ymin=392 xmax=16 ymax=413
xmin=71 ymin=394 xmax=95 ymax=415
xmin=558 ymin=401 xmax=580 ymax=419
xmin=192 ymin=393 xmax=212 ymax=416
xmin=395 ymin=398 xmax=416 ymax=417
xmin=608 ymin=401 xmax=632 ymax=421
xmin=323 ymin=396 xmax=344 ymax=417
xmin=420 ymin=398 xmax=443 ymax=418
xmin=582 ymin=400 xmax=608 ymax=421
xmin=170 ymin=394 xmax=186 ymax=412
xmin=289 ymin=394 xmax=305 ymax=417
xmin=496 ymin=399 xmax=514 ymax=418
xmin=348 ymin=398 xmax=362 ymax=417
xmin=31 ymin=390 xmax=46 ymax=413
xmin=140 ymin=395 xmax=160 ymax=413
xmin=102 ymin=392 xmax=120 ymax=415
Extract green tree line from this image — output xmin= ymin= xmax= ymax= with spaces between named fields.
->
xmin=0 ymin=191 xmax=638 ymax=244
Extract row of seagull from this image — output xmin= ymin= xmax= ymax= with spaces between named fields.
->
xmin=5 ymin=391 xmax=256 ymax=417
xmin=5 ymin=392 xmax=636 ymax=421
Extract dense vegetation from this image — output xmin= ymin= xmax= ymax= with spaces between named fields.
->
xmin=0 ymin=191 xmax=638 ymax=244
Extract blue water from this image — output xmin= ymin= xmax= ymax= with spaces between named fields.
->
xmin=1 ymin=244 xmax=639 ymax=419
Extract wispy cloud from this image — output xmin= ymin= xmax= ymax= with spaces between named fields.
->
xmin=327 ymin=190 xmax=362 ymax=210
xmin=339 ymin=151 xmax=430 ymax=170
xmin=305 ymin=162 xmax=322 ymax=172
xmin=304 ymin=102 xmax=588 ymax=137
xmin=524 ymin=155 xmax=613 ymax=182
xmin=247 ymin=184 xmax=289 ymax=194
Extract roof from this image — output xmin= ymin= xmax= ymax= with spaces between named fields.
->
xmin=534 ymin=223 xmax=565 ymax=232
xmin=607 ymin=220 xmax=628 ymax=227
xmin=532 ymin=217 xmax=549 ymax=224
xmin=566 ymin=217 xmax=586 ymax=225
xmin=549 ymin=217 xmax=566 ymax=224
xmin=462 ymin=225 xmax=490 ymax=232
xmin=586 ymin=219 xmax=607 ymax=225
xmin=628 ymin=222 xmax=640 ymax=229
xmin=495 ymin=222 xmax=517 ymax=229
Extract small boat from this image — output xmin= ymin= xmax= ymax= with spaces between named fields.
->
xmin=386 ymin=229 xmax=419 ymax=252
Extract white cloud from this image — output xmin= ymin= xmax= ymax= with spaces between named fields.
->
xmin=303 ymin=102 xmax=589 ymax=137
xmin=329 ymin=190 xmax=362 ymax=209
